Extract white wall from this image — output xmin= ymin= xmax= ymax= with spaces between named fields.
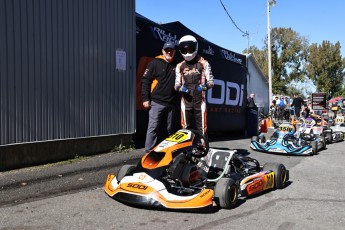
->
xmin=246 ymin=54 xmax=269 ymax=114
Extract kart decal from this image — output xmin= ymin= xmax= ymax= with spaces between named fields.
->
xmin=262 ymin=172 xmax=275 ymax=190
xmin=246 ymin=179 xmax=264 ymax=195
xmin=154 ymin=131 xmax=192 ymax=152
xmin=240 ymin=171 xmax=275 ymax=195
xmin=335 ymin=116 xmax=344 ymax=124
xmin=240 ymin=171 xmax=266 ymax=185
xmin=165 ymin=131 xmax=190 ymax=142
xmin=278 ymin=125 xmax=295 ymax=133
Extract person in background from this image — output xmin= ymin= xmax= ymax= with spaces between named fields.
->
xmin=302 ymin=104 xmax=310 ymax=118
xmin=247 ymin=93 xmax=257 ymax=108
xmin=277 ymin=95 xmax=286 ymax=120
xmin=174 ymin=35 xmax=214 ymax=135
xmin=291 ymin=93 xmax=304 ymax=118
xmin=341 ymin=100 xmax=345 ymax=115
xmin=271 ymin=96 xmax=279 ymax=119
xmin=141 ymin=42 xmax=178 ymax=152
xmin=270 ymin=96 xmax=278 ymax=119
xmin=284 ymin=96 xmax=292 ymax=120
xmin=272 ymin=96 xmax=278 ymax=106
xmin=330 ymin=100 xmax=339 ymax=119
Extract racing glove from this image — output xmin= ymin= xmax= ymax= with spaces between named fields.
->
xmin=179 ymin=85 xmax=189 ymax=93
xmin=197 ymin=84 xmax=207 ymax=92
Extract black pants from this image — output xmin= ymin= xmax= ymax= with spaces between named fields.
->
xmin=295 ymin=107 xmax=301 ymax=118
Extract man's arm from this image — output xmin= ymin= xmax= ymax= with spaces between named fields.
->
xmin=174 ymin=62 xmax=182 ymax=91
xmin=141 ymin=61 xmax=155 ymax=108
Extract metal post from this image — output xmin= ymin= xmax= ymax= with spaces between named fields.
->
xmin=267 ymin=0 xmax=273 ymax=105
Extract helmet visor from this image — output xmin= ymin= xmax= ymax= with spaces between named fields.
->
xmin=179 ymin=41 xmax=197 ymax=54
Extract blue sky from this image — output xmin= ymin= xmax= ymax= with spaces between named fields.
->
xmin=136 ymin=0 xmax=345 ymax=57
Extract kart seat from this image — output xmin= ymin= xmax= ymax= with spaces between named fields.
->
xmin=206 ymin=151 xmax=230 ymax=179
xmin=168 ymin=153 xmax=199 ymax=187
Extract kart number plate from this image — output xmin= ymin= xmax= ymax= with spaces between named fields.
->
xmin=279 ymin=124 xmax=295 ymax=133
xmin=166 ymin=132 xmax=188 ymax=142
xmin=336 ymin=116 xmax=344 ymax=124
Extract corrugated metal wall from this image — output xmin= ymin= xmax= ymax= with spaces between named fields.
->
xmin=0 ymin=0 xmax=136 ymax=146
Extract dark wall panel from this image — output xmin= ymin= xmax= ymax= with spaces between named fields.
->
xmin=0 ymin=0 xmax=136 ymax=146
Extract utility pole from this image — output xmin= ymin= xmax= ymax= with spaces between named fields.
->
xmin=267 ymin=0 xmax=275 ymax=104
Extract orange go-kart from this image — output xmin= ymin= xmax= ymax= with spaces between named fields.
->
xmin=104 ymin=129 xmax=289 ymax=211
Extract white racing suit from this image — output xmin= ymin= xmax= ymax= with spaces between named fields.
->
xmin=175 ymin=56 xmax=214 ymax=134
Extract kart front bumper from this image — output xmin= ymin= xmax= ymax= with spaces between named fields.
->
xmin=104 ymin=174 xmax=214 ymax=210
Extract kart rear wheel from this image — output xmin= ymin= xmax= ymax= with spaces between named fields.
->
xmin=117 ymin=164 xmax=135 ymax=182
xmin=311 ymin=141 xmax=318 ymax=155
xmin=214 ymin=178 xmax=238 ymax=209
xmin=325 ymin=132 xmax=332 ymax=144
xmin=263 ymin=162 xmax=288 ymax=189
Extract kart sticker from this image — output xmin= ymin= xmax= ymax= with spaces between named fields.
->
xmin=166 ymin=132 xmax=189 ymax=142
xmin=263 ymin=172 xmax=275 ymax=190
xmin=335 ymin=116 xmax=344 ymax=124
xmin=278 ymin=124 xmax=295 ymax=133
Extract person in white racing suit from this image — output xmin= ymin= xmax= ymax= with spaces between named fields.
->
xmin=174 ymin=35 xmax=214 ymax=134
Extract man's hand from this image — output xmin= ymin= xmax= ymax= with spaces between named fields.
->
xmin=143 ymin=101 xmax=151 ymax=109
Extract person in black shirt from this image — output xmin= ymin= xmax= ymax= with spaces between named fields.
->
xmin=291 ymin=93 xmax=304 ymax=118
xmin=247 ymin=93 xmax=257 ymax=108
xmin=302 ymin=104 xmax=310 ymax=118
xmin=141 ymin=42 xmax=178 ymax=152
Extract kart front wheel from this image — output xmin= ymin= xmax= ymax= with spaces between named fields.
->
xmin=214 ymin=178 xmax=238 ymax=209
xmin=311 ymin=141 xmax=318 ymax=155
xmin=251 ymin=135 xmax=266 ymax=143
xmin=117 ymin=164 xmax=135 ymax=182
xmin=263 ymin=162 xmax=288 ymax=189
xmin=251 ymin=136 xmax=258 ymax=142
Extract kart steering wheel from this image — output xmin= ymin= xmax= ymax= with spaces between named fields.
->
xmin=190 ymin=129 xmax=209 ymax=158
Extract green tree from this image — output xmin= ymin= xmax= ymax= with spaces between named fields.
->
xmin=305 ymin=41 xmax=345 ymax=98
xmin=245 ymin=45 xmax=268 ymax=77
xmin=269 ymin=27 xmax=309 ymax=94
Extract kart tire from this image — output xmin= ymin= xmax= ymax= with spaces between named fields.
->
xmin=325 ymin=132 xmax=332 ymax=144
xmin=311 ymin=141 xmax=318 ymax=155
xmin=214 ymin=178 xmax=238 ymax=209
xmin=251 ymin=136 xmax=258 ymax=142
xmin=263 ymin=163 xmax=288 ymax=189
xmin=321 ymin=136 xmax=326 ymax=149
xmin=258 ymin=135 xmax=266 ymax=143
xmin=117 ymin=164 xmax=135 ymax=182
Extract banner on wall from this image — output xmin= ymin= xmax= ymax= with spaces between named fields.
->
xmin=135 ymin=13 xmax=248 ymax=137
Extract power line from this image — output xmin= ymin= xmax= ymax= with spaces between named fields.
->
xmin=219 ymin=0 xmax=249 ymax=36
